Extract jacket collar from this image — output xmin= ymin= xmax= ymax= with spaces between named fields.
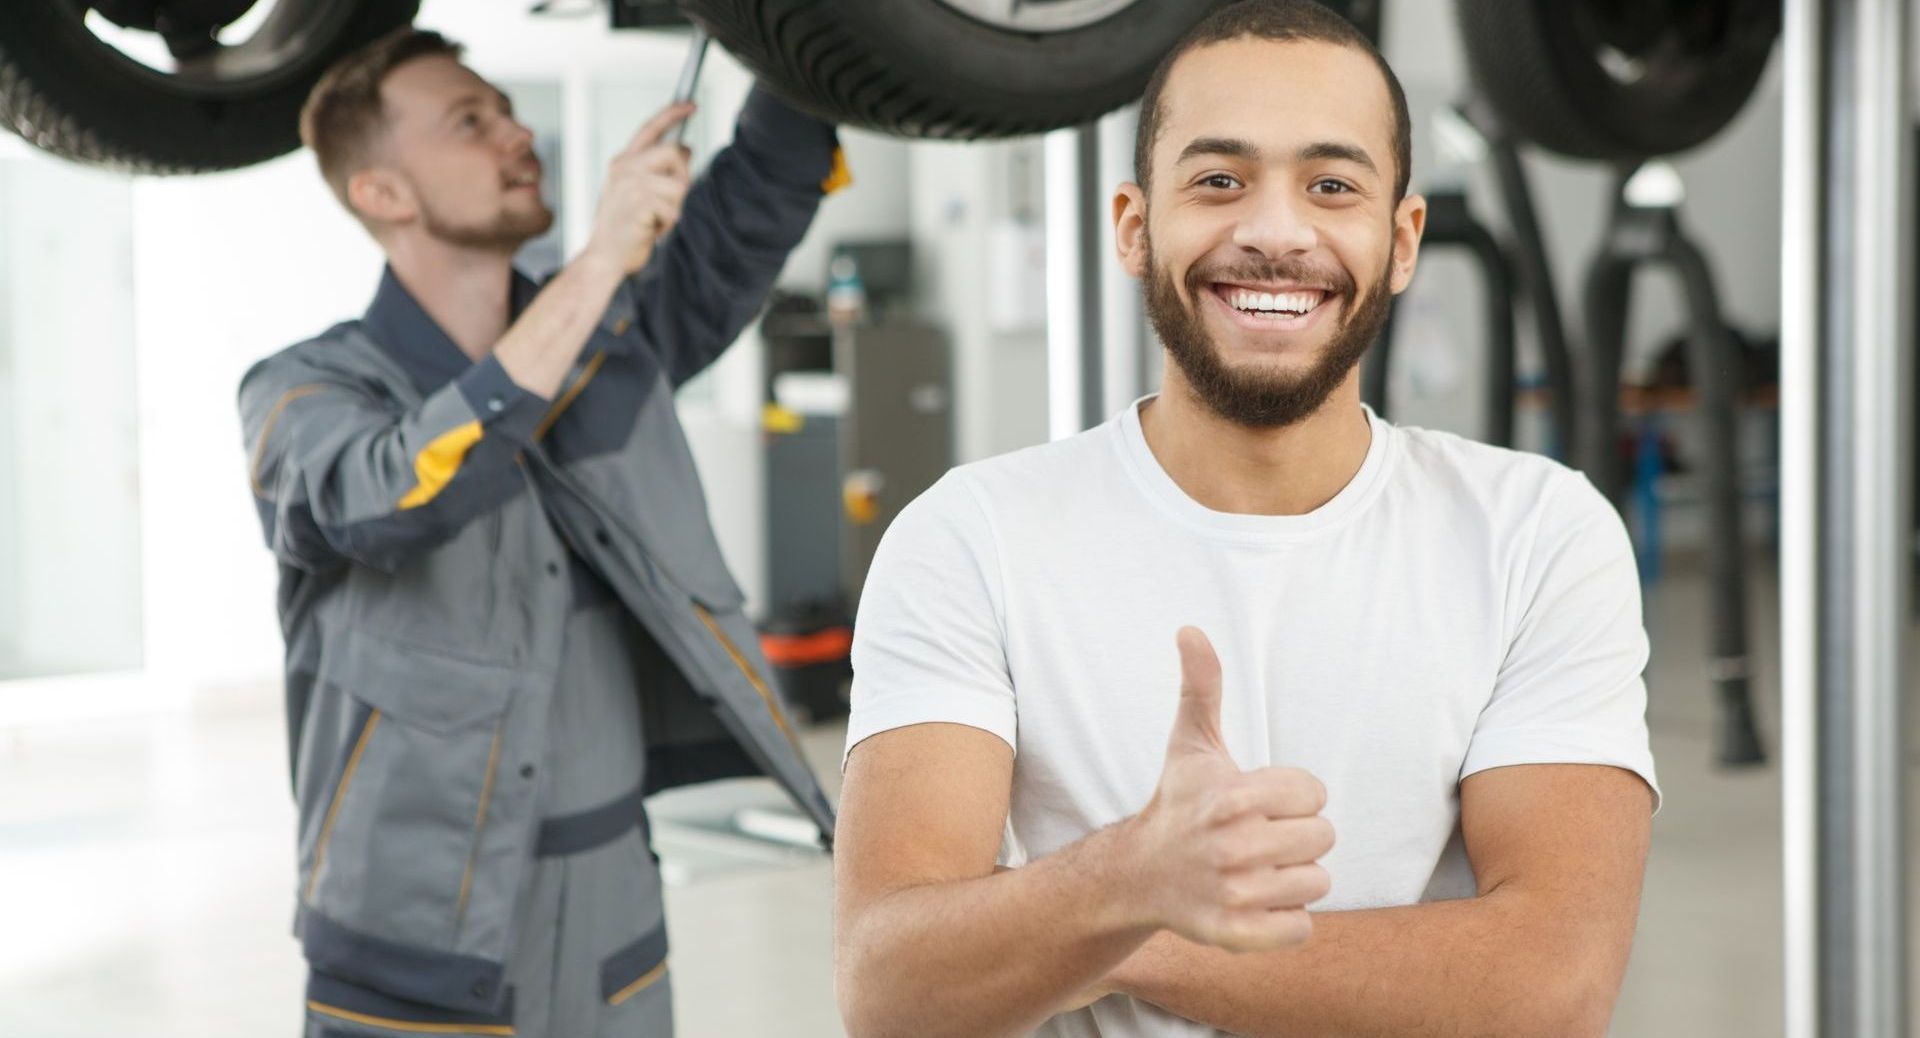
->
xmin=362 ymin=265 xmax=542 ymax=395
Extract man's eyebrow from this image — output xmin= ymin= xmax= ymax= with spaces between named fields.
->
xmin=1297 ymin=140 xmax=1378 ymax=175
xmin=1173 ymin=137 xmax=1380 ymax=178
xmin=1176 ymin=136 xmax=1261 ymax=165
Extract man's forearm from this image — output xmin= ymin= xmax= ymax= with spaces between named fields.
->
xmin=838 ymin=821 xmax=1155 ymax=1038
xmin=493 ymin=249 xmax=627 ymax=399
xmin=1112 ymin=890 xmax=1624 ymax=1038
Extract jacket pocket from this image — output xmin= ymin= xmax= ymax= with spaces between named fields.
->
xmin=305 ymin=632 xmax=518 ymax=955
xmin=306 ymin=968 xmax=516 ymax=1036
xmin=600 ymin=921 xmax=670 ymax=1008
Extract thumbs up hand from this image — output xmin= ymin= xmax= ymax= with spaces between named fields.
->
xmin=1123 ymin=627 xmax=1334 ymax=952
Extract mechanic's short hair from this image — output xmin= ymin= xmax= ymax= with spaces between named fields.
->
xmin=1134 ymin=0 xmax=1412 ymax=203
xmin=300 ymin=27 xmax=464 ymax=214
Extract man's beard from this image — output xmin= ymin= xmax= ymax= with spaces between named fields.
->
xmin=1144 ymin=235 xmax=1394 ymax=430
xmin=419 ymin=193 xmax=553 ymax=252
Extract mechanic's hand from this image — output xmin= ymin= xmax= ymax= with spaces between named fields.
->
xmin=584 ymin=101 xmax=696 ymax=275
xmin=1124 ymin=627 xmax=1333 ymax=953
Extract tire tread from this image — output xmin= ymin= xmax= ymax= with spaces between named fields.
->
xmin=684 ymin=0 xmax=1211 ymax=139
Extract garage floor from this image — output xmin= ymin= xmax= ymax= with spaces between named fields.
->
xmin=0 ymin=554 xmax=1913 ymax=1037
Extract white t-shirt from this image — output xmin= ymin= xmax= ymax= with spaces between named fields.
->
xmin=845 ymin=398 xmax=1660 ymax=1038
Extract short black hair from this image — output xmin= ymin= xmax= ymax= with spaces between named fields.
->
xmin=1133 ymin=0 xmax=1412 ymax=202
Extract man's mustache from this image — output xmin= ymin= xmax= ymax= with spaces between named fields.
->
xmin=1183 ymin=257 xmax=1356 ymax=297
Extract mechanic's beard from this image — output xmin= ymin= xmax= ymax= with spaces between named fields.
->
xmin=1144 ymin=238 xmax=1394 ymax=430
xmin=419 ymin=194 xmax=553 ymax=253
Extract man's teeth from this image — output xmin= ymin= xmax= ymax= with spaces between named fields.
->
xmin=1228 ymin=288 xmax=1321 ymax=315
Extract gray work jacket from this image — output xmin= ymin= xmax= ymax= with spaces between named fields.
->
xmin=238 ymin=86 xmax=840 ymax=1017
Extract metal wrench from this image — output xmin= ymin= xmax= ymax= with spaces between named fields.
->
xmin=670 ymin=26 xmax=711 ymax=146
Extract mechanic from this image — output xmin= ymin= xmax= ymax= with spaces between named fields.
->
xmin=834 ymin=2 xmax=1659 ymax=1036
xmin=239 ymin=26 xmax=846 ymax=1038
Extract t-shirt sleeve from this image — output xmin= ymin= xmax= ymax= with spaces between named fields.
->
xmin=844 ymin=472 xmax=1017 ymax=767
xmin=1462 ymin=468 xmax=1662 ymax=809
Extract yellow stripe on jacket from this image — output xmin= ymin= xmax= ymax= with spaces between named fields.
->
xmin=822 ymin=147 xmax=853 ymax=195
xmin=397 ymin=420 xmax=485 ymax=510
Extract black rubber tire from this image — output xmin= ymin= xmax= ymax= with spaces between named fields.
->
xmin=0 ymin=0 xmax=419 ymax=174
xmin=676 ymin=0 xmax=1237 ymax=139
xmin=1455 ymin=0 xmax=1779 ymax=161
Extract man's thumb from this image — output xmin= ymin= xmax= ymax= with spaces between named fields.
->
xmin=1169 ymin=626 xmax=1226 ymax=753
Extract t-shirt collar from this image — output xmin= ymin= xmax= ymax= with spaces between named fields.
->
xmin=1115 ymin=393 xmax=1395 ymax=542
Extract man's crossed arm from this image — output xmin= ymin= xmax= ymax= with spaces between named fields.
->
xmin=833 ymin=629 xmax=1653 ymax=1038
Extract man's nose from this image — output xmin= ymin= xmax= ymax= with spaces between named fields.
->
xmin=499 ymin=118 xmax=535 ymax=154
xmin=1231 ymin=184 xmax=1318 ymax=261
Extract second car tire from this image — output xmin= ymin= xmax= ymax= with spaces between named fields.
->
xmin=678 ymin=0 xmax=1235 ymax=140
xmin=1455 ymin=0 xmax=1780 ymax=161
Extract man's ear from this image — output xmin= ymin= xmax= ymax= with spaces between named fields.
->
xmin=1389 ymin=193 xmax=1428 ymax=294
xmin=1114 ymin=182 xmax=1149 ymax=279
xmin=347 ymin=166 xmax=416 ymax=227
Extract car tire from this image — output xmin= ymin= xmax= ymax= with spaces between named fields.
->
xmin=1455 ymin=0 xmax=1779 ymax=160
xmin=0 ymin=0 xmax=419 ymax=173
xmin=678 ymin=0 xmax=1238 ymax=139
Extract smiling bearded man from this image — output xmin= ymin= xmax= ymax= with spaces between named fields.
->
xmin=829 ymin=2 xmax=1661 ymax=1037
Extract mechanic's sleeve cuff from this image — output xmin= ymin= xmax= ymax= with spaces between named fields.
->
xmin=734 ymin=83 xmax=841 ymax=189
xmin=455 ymin=355 xmax=549 ymax=444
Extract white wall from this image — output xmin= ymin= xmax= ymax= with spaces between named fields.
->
xmin=0 ymin=158 xmax=143 ymax=680
xmin=909 ymin=138 xmax=1051 ymax=463
xmin=0 ymin=167 xmax=16 ymax=667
